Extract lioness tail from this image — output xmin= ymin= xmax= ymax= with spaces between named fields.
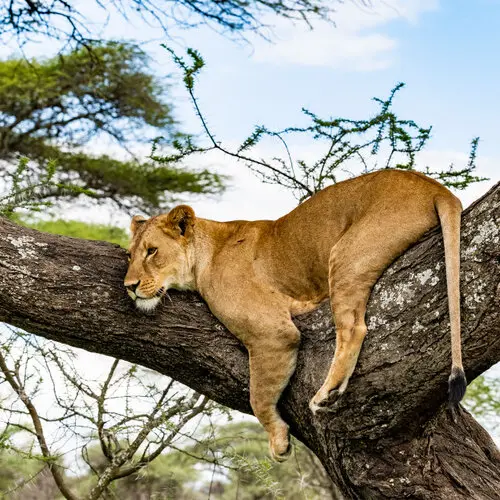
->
xmin=435 ymin=194 xmax=466 ymax=405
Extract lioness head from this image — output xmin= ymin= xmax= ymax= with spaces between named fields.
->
xmin=124 ymin=205 xmax=196 ymax=312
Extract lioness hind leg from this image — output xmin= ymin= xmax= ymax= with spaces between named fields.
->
xmin=248 ymin=325 xmax=300 ymax=462
xmin=310 ymin=224 xmax=408 ymax=413
xmin=309 ymin=289 xmax=370 ymax=413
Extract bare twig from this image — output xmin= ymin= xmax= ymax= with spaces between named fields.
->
xmin=0 ymin=350 xmax=79 ymax=500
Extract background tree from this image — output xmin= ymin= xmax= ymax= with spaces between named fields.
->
xmin=0 ymin=426 xmax=54 ymax=498
xmin=0 ymin=328 xmax=215 ymax=499
xmin=189 ymin=421 xmax=336 ymax=499
xmin=0 ymin=41 xmax=224 ymax=214
xmin=463 ymin=375 xmax=500 ymax=434
xmin=12 ymin=217 xmax=130 ymax=247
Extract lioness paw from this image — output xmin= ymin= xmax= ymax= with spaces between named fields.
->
xmin=309 ymin=398 xmax=334 ymax=415
xmin=309 ymin=386 xmax=329 ymax=414
xmin=310 ymin=387 xmax=344 ymax=415
xmin=270 ymin=437 xmax=292 ymax=462
xmin=268 ymin=424 xmax=291 ymax=462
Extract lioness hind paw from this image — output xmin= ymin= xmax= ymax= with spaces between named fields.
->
xmin=325 ymin=388 xmax=342 ymax=405
xmin=309 ymin=399 xmax=321 ymax=415
xmin=309 ymin=397 xmax=332 ymax=415
xmin=309 ymin=388 xmax=343 ymax=415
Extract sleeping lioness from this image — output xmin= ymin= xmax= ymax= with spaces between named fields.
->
xmin=124 ymin=169 xmax=466 ymax=461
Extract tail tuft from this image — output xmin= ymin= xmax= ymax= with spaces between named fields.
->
xmin=448 ymin=366 xmax=467 ymax=405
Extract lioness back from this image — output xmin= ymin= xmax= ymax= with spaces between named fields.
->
xmin=259 ymin=169 xmax=456 ymax=302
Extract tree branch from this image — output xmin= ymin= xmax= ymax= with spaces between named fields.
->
xmin=0 ymin=182 xmax=499 ymax=498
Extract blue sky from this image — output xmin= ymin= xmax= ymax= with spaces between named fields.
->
xmin=383 ymin=0 xmax=500 ymax=154
xmin=4 ymin=0 xmax=499 ymax=221
xmin=153 ymin=0 xmax=500 ymax=153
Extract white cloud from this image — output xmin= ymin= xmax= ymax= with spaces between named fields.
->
xmin=255 ymin=30 xmax=397 ymax=71
xmin=251 ymin=0 xmax=439 ymax=70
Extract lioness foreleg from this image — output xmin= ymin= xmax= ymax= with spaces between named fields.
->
xmin=248 ymin=325 xmax=300 ymax=462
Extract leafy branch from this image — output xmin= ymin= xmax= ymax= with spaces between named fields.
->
xmin=159 ymin=48 xmax=487 ymax=202
xmin=0 ymin=329 xmax=216 ymax=500
xmin=0 ymin=157 xmax=92 ymax=217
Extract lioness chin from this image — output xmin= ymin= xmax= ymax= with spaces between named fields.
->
xmin=124 ymin=169 xmax=466 ymax=462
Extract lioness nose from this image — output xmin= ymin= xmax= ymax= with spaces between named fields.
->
xmin=125 ymin=280 xmax=140 ymax=292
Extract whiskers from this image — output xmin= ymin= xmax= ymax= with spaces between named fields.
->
xmin=156 ymin=286 xmax=173 ymax=304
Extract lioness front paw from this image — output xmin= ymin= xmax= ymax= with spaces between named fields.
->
xmin=309 ymin=386 xmax=330 ymax=414
xmin=269 ymin=424 xmax=292 ymax=462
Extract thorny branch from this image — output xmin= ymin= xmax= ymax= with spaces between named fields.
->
xmin=157 ymin=49 xmax=486 ymax=202
xmin=0 ymin=332 xmax=217 ymax=499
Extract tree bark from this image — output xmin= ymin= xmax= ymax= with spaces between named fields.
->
xmin=0 ymin=183 xmax=499 ymax=499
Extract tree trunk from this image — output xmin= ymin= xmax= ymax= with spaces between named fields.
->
xmin=0 ymin=183 xmax=499 ymax=499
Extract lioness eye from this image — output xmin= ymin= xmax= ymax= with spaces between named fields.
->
xmin=147 ymin=247 xmax=157 ymax=256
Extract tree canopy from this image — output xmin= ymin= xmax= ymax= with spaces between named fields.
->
xmin=0 ymin=42 xmax=225 ymax=213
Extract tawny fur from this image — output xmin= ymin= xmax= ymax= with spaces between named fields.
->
xmin=124 ymin=169 xmax=465 ymax=461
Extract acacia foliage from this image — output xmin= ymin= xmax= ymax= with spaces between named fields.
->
xmin=0 ymin=41 xmax=225 ymax=214
xmin=163 ymin=48 xmax=486 ymax=201
xmin=0 ymin=328 xmax=214 ymax=500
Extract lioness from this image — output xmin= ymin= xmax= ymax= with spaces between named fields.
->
xmin=124 ymin=169 xmax=465 ymax=461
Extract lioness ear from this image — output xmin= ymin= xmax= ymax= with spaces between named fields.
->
xmin=130 ymin=215 xmax=147 ymax=235
xmin=164 ymin=205 xmax=195 ymax=237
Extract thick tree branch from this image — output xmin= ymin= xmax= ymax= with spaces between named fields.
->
xmin=0 ymin=182 xmax=499 ymax=498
